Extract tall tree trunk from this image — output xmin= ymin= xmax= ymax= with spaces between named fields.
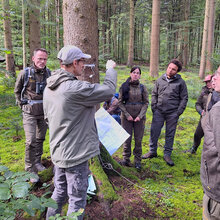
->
xmin=2 ymin=0 xmax=15 ymax=77
xmin=149 ymin=0 xmax=160 ymax=77
xmin=206 ymin=0 xmax=216 ymax=72
xmin=99 ymin=1 xmax=107 ymax=59
xmin=127 ymin=0 xmax=135 ymax=67
xmin=56 ymin=0 xmax=60 ymax=51
xmin=22 ymin=0 xmax=27 ymax=68
xmin=199 ymin=0 xmax=210 ymax=79
xmin=112 ymin=0 xmax=117 ymax=60
xmin=183 ymin=0 xmax=190 ymax=69
xmin=63 ymin=0 xmax=99 ymax=83
xmin=28 ymin=0 xmax=41 ymax=58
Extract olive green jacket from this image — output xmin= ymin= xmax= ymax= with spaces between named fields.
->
xmin=43 ymin=68 xmax=117 ymax=168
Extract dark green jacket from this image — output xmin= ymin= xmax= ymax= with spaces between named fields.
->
xmin=151 ymin=74 xmax=188 ymax=116
xmin=195 ymin=86 xmax=212 ymax=115
xmin=118 ymin=79 xmax=149 ymax=120
xmin=14 ymin=65 xmax=50 ymax=116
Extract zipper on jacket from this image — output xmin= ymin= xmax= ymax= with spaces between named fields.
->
xmin=204 ymin=160 xmax=210 ymax=186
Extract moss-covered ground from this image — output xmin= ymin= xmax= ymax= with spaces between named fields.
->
xmin=0 ymin=65 xmax=204 ymax=219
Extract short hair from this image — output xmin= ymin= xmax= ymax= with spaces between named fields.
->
xmin=59 ymin=59 xmax=73 ymax=68
xmin=130 ymin=66 xmax=141 ymax=74
xmin=33 ymin=48 xmax=48 ymax=56
xmin=169 ymin=59 xmax=182 ymax=72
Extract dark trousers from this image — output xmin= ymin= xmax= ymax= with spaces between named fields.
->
xmin=149 ymin=110 xmax=179 ymax=156
xmin=193 ymin=119 xmax=204 ymax=149
xmin=23 ymin=112 xmax=47 ymax=172
xmin=121 ymin=116 xmax=145 ymax=163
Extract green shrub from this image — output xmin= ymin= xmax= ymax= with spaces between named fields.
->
xmin=0 ymin=165 xmax=57 ymax=219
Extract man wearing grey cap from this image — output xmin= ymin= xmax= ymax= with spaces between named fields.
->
xmin=43 ymin=45 xmax=117 ymax=219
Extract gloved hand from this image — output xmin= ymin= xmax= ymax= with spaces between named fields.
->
xmin=106 ymin=60 xmax=116 ymax=70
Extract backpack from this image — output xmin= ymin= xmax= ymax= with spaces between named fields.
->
xmin=21 ymin=67 xmax=51 ymax=102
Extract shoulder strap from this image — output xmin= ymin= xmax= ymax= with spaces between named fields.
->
xmin=21 ymin=67 xmax=32 ymax=100
xmin=23 ymin=67 xmax=31 ymax=87
xmin=46 ymin=68 xmax=51 ymax=78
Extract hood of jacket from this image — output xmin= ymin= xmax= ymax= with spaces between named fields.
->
xmin=47 ymin=68 xmax=77 ymax=90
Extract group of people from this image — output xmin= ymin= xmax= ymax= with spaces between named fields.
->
xmin=14 ymin=45 xmax=220 ymax=219
xmin=119 ymin=59 xmax=188 ymax=169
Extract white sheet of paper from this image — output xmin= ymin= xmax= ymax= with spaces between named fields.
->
xmin=95 ymin=107 xmax=130 ymax=155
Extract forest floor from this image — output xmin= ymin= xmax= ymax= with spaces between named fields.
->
xmin=1 ymin=65 xmax=204 ymax=219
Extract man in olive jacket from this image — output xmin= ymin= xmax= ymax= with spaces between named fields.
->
xmin=201 ymin=68 xmax=220 ymax=219
xmin=142 ymin=59 xmax=188 ymax=166
xmin=14 ymin=48 xmax=50 ymax=182
xmin=43 ymin=45 xmax=117 ymax=219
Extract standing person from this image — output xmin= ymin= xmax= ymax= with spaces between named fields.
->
xmin=201 ymin=68 xmax=220 ymax=220
xmin=44 ymin=45 xmax=117 ymax=219
xmin=188 ymin=75 xmax=213 ymax=154
xmin=142 ymin=59 xmax=188 ymax=166
xmin=118 ymin=66 xmax=149 ymax=170
xmin=103 ymin=93 xmax=121 ymax=124
xmin=14 ymin=48 xmax=50 ymax=182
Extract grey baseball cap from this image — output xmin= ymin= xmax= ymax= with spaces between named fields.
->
xmin=57 ymin=45 xmax=91 ymax=65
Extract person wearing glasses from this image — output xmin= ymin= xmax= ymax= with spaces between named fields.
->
xmin=43 ymin=45 xmax=117 ymax=220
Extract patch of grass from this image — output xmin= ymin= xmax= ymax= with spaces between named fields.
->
xmin=0 ymin=66 xmax=204 ymax=218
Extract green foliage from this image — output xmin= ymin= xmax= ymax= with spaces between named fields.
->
xmin=48 ymin=209 xmax=84 ymax=220
xmin=0 ymin=165 xmax=57 ymax=219
xmin=89 ymin=156 xmax=119 ymax=202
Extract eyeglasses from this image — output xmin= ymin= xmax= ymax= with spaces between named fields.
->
xmin=78 ymin=59 xmax=86 ymax=63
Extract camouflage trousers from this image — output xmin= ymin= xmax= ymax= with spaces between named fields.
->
xmin=23 ymin=112 xmax=47 ymax=172
xmin=46 ymin=161 xmax=90 ymax=220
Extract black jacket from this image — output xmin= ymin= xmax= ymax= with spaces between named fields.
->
xmin=195 ymin=86 xmax=212 ymax=115
xmin=151 ymin=74 xmax=188 ymax=115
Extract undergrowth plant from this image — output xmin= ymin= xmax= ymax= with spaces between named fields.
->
xmin=0 ymin=165 xmax=57 ymax=219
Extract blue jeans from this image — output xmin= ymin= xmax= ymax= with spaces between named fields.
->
xmin=149 ymin=110 xmax=179 ymax=156
xmin=46 ymin=161 xmax=90 ymax=220
xmin=112 ymin=114 xmax=121 ymax=124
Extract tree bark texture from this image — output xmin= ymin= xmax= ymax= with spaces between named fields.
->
xmin=55 ymin=0 xmax=61 ymax=51
xmin=206 ymin=0 xmax=216 ymax=72
xmin=63 ymin=0 xmax=99 ymax=83
xmin=2 ymin=0 xmax=15 ymax=76
xmin=127 ymin=0 xmax=135 ymax=67
xmin=28 ymin=0 xmax=41 ymax=58
xmin=183 ymin=0 xmax=190 ymax=69
xmin=199 ymin=0 xmax=210 ymax=79
xmin=22 ymin=0 xmax=27 ymax=68
xmin=149 ymin=0 xmax=160 ymax=77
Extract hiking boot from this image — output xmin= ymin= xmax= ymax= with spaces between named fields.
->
xmin=30 ymin=172 xmax=40 ymax=183
xmin=142 ymin=152 xmax=157 ymax=159
xmin=119 ymin=160 xmax=132 ymax=167
xmin=135 ymin=162 xmax=142 ymax=171
xmin=163 ymin=155 xmax=174 ymax=166
xmin=189 ymin=146 xmax=197 ymax=154
xmin=185 ymin=146 xmax=197 ymax=154
xmin=35 ymin=163 xmax=46 ymax=172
